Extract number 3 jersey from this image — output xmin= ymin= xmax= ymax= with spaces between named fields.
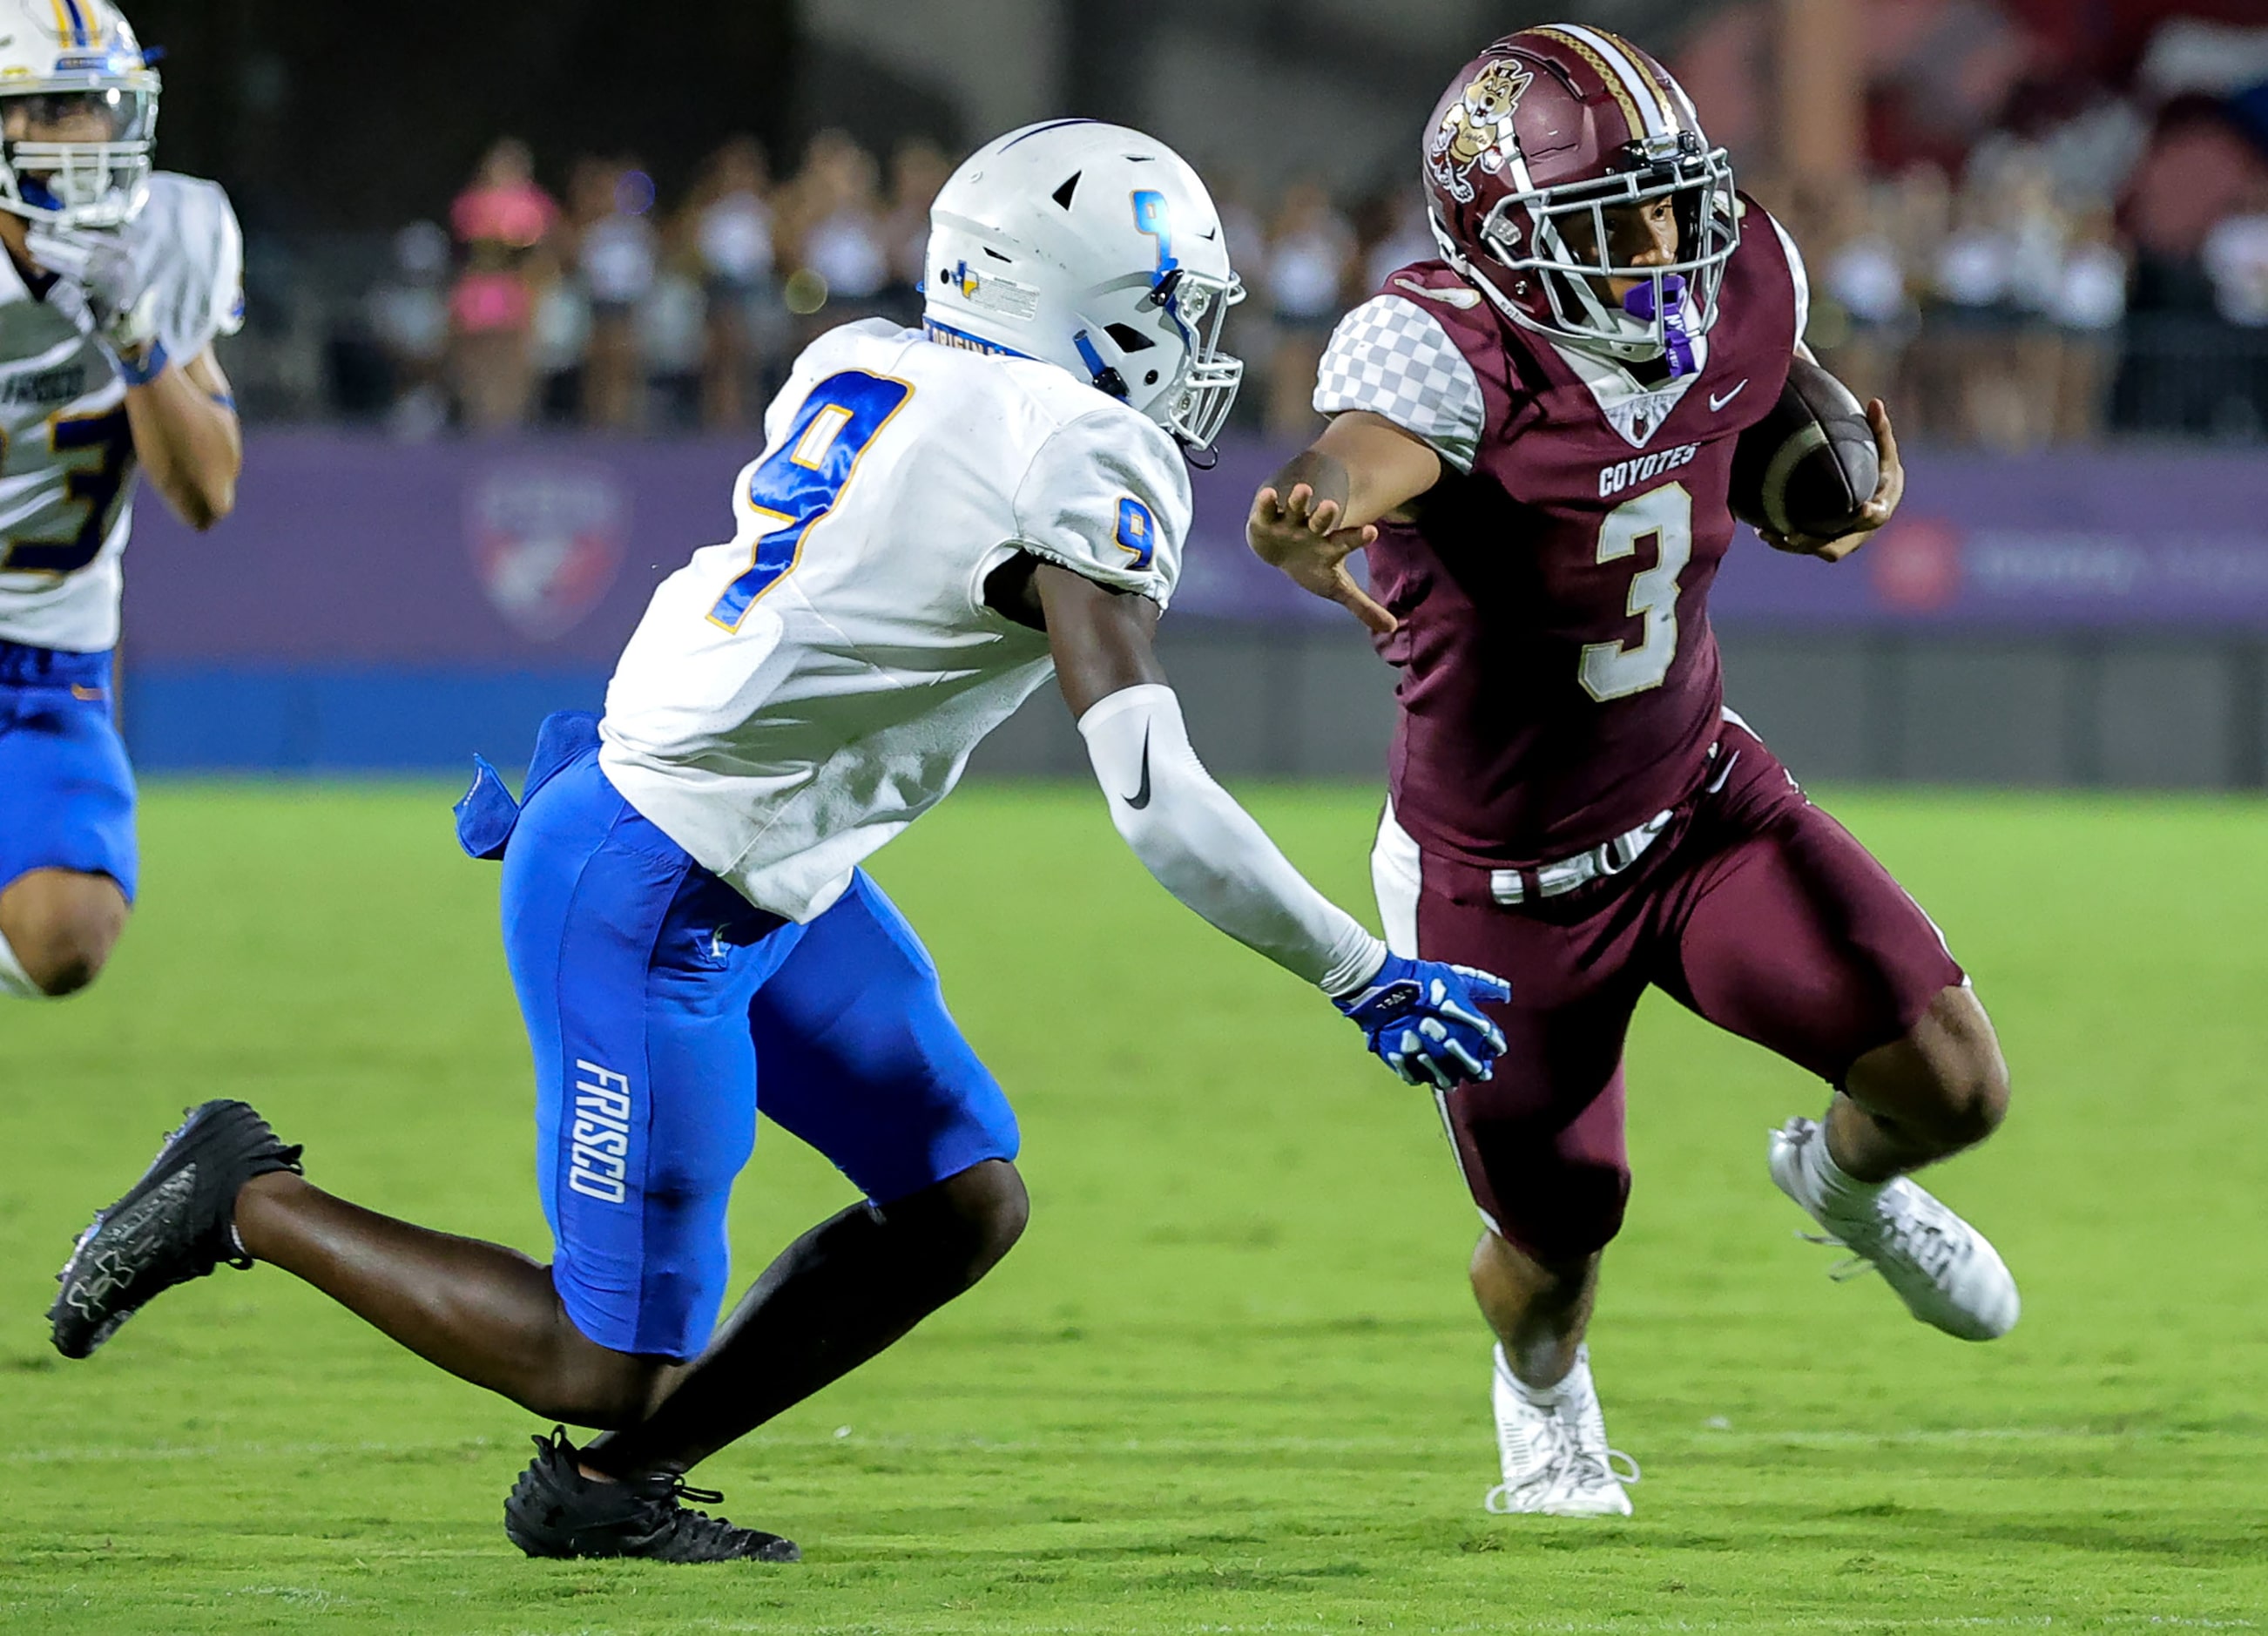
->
xmin=600 ymin=318 xmax=1190 ymax=923
xmin=1315 ymin=198 xmax=1804 ymax=869
xmin=0 ymin=172 xmax=245 ymax=653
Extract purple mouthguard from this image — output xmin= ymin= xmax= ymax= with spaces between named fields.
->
xmin=1622 ymin=274 xmax=1694 ymax=377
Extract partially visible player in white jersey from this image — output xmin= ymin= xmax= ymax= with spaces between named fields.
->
xmin=0 ymin=0 xmax=244 ymax=1001
xmin=53 ymin=121 xmax=1509 ymax=1558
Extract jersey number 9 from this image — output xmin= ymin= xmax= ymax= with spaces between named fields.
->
xmin=708 ymin=370 xmax=914 ymax=631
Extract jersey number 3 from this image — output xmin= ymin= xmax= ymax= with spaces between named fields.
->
xmin=1579 ymin=483 xmax=1692 ymax=702
xmin=708 ymin=370 xmax=913 ymax=630
xmin=0 ymin=408 xmax=138 ymax=578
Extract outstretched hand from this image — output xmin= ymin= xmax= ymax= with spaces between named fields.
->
xmin=1247 ymin=481 xmax=1396 ymax=636
xmin=1759 ymin=399 xmax=1906 ymax=563
xmin=1335 ymin=954 xmax=1511 ymax=1089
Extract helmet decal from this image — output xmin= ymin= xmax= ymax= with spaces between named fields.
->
xmin=1131 ymin=189 xmax=1177 ymax=280
xmin=1428 ymin=59 xmax=1533 ymax=206
xmin=923 ymin=122 xmax=1245 ymax=453
xmin=948 ymin=257 xmax=1039 ymax=321
xmin=1421 ymin=27 xmax=1738 ymax=367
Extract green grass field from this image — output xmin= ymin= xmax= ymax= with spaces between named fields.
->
xmin=3 ymin=780 xmax=2265 ymax=1633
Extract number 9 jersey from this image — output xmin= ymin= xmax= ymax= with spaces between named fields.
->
xmin=1314 ymin=197 xmax=1803 ymax=870
xmin=599 ymin=317 xmax=1191 ymax=923
xmin=0 ymin=171 xmax=244 ymax=652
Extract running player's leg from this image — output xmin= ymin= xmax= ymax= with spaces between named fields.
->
xmin=1435 ymin=962 xmax=1640 ymax=1514
xmin=219 ymin=750 xmax=768 ymax=1425
xmin=1657 ymin=724 xmax=2015 ymax=1336
xmin=1834 ymin=984 xmax=2005 ymax=1179
xmin=0 ymin=869 xmax=128 ymax=997
xmin=582 ymin=869 xmax=1025 ymax=1480
xmin=0 ymin=658 xmax=137 ymax=997
xmin=1377 ymin=807 xmax=1644 ymax=1514
xmin=1657 ymin=730 xmax=2001 ymax=1171
xmin=1379 ymin=808 xmax=1638 ymax=1373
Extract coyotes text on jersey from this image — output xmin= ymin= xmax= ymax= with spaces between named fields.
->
xmin=1314 ymin=199 xmax=1808 ymax=869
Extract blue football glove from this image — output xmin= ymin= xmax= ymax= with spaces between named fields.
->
xmin=1335 ymin=954 xmax=1512 ymax=1089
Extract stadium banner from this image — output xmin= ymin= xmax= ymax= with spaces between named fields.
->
xmin=126 ymin=434 xmax=2268 ymax=655
xmin=118 ymin=434 xmax=2268 ymax=768
xmin=1181 ymin=443 xmax=2268 ymax=632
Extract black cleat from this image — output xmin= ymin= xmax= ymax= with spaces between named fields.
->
xmin=51 ymin=1099 xmax=303 ymax=1359
xmin=503 ymin=1428 xmax=801 ymax=1563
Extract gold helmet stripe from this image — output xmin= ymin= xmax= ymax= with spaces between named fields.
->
xmin=1595 ymin=28 xmax=1682 ymax=132
xmin=1535 ymin=24 xmax=1677 ymax=140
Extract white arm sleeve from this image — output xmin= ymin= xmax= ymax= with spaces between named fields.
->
xmin=1078 ymin=683 xmax=1387 ymax=997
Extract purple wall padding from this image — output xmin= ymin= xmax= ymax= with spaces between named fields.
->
xmin=120 ymin=432 xmax=2268 ymax=665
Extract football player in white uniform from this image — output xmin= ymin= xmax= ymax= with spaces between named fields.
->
xmin=0 ymin=0 xmax=244 ymax=1001
xmin=54 ymin=122 xmax=1508 ymax=1560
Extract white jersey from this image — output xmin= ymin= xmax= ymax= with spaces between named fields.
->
xmin=599 ymin=319 xmax=1190 ymax=922
xmin=0 ymin=172 xmax=245 ymax=652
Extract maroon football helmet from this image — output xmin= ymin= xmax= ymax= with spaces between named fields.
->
xmin=1421 ymin=24 xmax=1738 ymax=369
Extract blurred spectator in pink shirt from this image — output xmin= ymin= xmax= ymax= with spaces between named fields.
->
xmin=449 ymin=138 xmax=560 ymax=430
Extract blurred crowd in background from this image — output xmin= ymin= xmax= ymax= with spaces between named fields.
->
xmin=311 ymin=10 xmax=2268 ymax=449
xmin=1719 ymin=9 xmax=2268 ymax=448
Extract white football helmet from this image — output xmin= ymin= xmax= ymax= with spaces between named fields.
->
xmin=0 ymin=0 xmax=159 ymax=229
xmin=923 ymin=120 xmax=1245 ymax=454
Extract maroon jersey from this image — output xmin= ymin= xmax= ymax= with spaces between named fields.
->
xmin=1314 ymin=203 xmax=1799 ymax=869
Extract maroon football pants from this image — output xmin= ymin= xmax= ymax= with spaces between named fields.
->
xmin=1373 ymin=714 xmax=1963 ymax=1264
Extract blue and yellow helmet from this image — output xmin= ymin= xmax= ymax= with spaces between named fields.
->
xmin=0 ymin=0 xmax=160 ymax=228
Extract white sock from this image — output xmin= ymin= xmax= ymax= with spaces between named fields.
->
xmin=1810 ymin=1118 xmax=1887 ymax=1210
xmin=0 ymin=928 xmax=43 ymax=1000
xmin=1497 ymin=1342 xmax=1584 ymax=1404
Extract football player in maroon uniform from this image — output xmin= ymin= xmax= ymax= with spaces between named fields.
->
xmin=1247 ymin=25 xmax=2016 ymax=1518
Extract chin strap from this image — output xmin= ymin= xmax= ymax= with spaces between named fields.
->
xmin=1071 ymin=329 xmax=1128 ymax=401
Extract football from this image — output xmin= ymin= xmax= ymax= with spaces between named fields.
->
xmin=1727 ymin=356 xmax=1880 ymax=541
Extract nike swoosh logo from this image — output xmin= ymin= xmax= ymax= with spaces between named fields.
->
xmin=1394 ymin=274 xmax=1480 ymax=309
xmin=1709 ymin=380 xmax=1749 ymax=412
xmin=1122 ymin=727 xmax=1153 ymax=810
xmin=1198 ymin=226 xmax=1218 ymax=241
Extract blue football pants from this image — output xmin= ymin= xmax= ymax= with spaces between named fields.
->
xmin=496 ymin=743 xmax=1019 ymax=1361
xmin=0 ymin=640 xmax=137 ymax=901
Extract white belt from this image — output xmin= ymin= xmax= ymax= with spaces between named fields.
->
xmin=1489 ymin=808 xmax=1675 ymax=906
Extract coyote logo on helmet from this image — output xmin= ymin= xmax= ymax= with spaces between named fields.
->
xmin=1429 ymin=58 xmax=1533 ymax=204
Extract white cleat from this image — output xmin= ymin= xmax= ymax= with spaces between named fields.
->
xmin=1769 ymin=1116 xmax=2020 ymax=1341
xmin=1485 ymin=1343 xmax=1638 ymax=1517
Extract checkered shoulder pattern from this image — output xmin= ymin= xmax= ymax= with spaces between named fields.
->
xmin=1313 ymin=295 xmax=1487 ymax=473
